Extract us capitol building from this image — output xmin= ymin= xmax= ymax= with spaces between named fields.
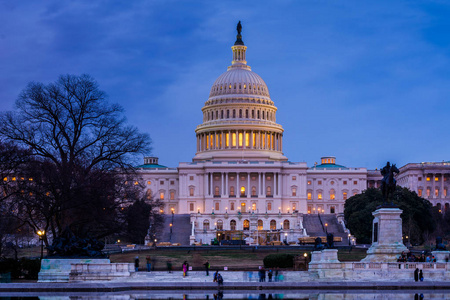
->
xmin=136 ymin=26 xmax=450 ymax=245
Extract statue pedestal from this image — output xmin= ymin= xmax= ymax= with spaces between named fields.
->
xmin=432 ymin=251 xmax=450 ymax=263
xmin=363 ymin=207 xmax=407 ymax=262
xmin=38 ymin=258 xmax=110 ymax=282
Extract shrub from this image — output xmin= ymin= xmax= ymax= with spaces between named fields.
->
xmin=263 ymin=253 xmax=294 ymax=268
xmin=0 ymin=258 xmax=41 ymax=280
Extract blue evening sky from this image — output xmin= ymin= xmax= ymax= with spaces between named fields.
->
xmin=1 ymin=1 xmax=449 ymax=169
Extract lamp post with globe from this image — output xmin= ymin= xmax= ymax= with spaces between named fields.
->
xmin=37 ymin=230 xmax=45 ymax=260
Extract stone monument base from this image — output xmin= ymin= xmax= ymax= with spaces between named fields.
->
xmin=432 ymin=250 xmax=450 ymax=263
xmin=38 ymin=258 xmax=110 ymax=282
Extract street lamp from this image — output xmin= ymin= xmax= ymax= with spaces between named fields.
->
xmin=169 ymin=223 xmax=173 ymax=243
xmin=348 ymin=233 xmax=351 ymax=246
xmin=325 ymin=223 xmax=328 ymax=234
xmin=37 ymin=230 xmax=45 ymax=260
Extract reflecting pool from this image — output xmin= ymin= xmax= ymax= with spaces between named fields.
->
xmin=1 ymin=290 xmax=450 ymax=299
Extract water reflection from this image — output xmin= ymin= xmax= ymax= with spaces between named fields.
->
xmin=0 ymin=291 xmax=449 ymax=299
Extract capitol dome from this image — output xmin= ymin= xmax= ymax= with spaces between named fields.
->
xmin=193 ymin=24 xmax=286 ymax=162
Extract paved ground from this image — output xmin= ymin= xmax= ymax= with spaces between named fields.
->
xmin=1 ymin=271 xmax=450 ymax=292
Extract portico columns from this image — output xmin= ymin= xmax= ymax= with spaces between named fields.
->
xmin=247 ymin=173 xmax=250 ymax=198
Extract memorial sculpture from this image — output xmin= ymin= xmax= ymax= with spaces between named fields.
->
xmin=47 ymin=227 xmax=105 ymax=257
xmin=380 ymin=161 xmax=399 ymax=205
xmin=434 ymin=236 xmax=447 ymax=251
xmin=326 ymin=233 xmax=335 ymax=249
xmin=313 ymin=237 xmax=325 ymax=251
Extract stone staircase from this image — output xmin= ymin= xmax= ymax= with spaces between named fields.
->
xmin=303 ymin=214 xmax=350 ymax=245
xmin=159 ymin=214 xmax=191 ymax=245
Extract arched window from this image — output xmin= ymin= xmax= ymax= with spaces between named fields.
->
xmin=146 ymin=189 xmax=152 ymax=199
xmin=221 ymin=110 xmax=224 ymax=119
xmin=262 ymin=111 xmax=265 ymax=119
xmin=217 ymin=219 xmax=223 ymax=230
xmin=257 ymin=220 xmax=263 ymax=230
xmin=227 ymin=110 xmax=230 ymax=118
xmin=246 ymin=109 xmax=249 ymax=118
xmin=283 ymin=220 xmax=290 ymax=230
xmin=243 ymin=219 xmax=250 ymax=230
xmin=233 ymin=109 xmax=236 ymax=118
xmin=270 ymin=220 xmax=276 ymax=230
xmin=230 ymin=186 xmax=235 ymax=196
xmin=215 ymin=186 xmax=220 ymax=196
xmin=203 ymin=220 xmax=210 ymax=230
xmin=266 ymin=186 xmax=272 ymax=196
xmin=252 ymin=110 xmax=255 ymax=118
xmin=230 ymin=220 xmax=236 ymax=230
xmin=239 ymin=109 xmax=242 ymax=118
xmin=240 ymin=186 xmax=245 ymax=196
xmin=257 ymin=110 xmax=260 ymax=119
xmin=215 ymin=111 xmax=218 ymax=119
xmin=251 ymin=186 xmax=257 ymax=196
xmin=330 ymin=189 xmax=335 ymax=200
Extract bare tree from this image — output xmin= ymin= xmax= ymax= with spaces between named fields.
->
xmin=0 ymin=74 xmax=152 ymax=243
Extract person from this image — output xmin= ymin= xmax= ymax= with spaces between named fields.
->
xmin=248 ymin=271 xmax=253 ymax=282
xmin=182 ymin=261 xmax=187 ymax=277
xmin=268 ymin=269 xmax=273 ymax=282
xmin=274 ymin=268 xmax=279 ymax=282
xmin=213 ymin=270 xmax=219 ymax=282
xmin=146 ymin=256 xmax=151 ymax=272
xmin=419 ymin=270 xmax=424 ymax=282
xmin=134 ymin=256 xmax=139 ymax=272
xmin=167 ymin=260 xmax=173 ymax=273
xmin=414 ymin=268 xmax=419 ymax=282
xmin=204 ymin=261 xmax=210 ymax=276
xmin=217 ymin=273 xmax=224 ymax=286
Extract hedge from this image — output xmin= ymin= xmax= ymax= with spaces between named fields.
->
xmin=263 ymin=253 xmax=294 ymax=268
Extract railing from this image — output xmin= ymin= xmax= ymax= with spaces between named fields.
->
xmin=351 ymin=262 xmax=449 ymax=271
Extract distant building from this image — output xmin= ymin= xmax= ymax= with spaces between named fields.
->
xmin=135 ymin=29 xmax=450 ymax=245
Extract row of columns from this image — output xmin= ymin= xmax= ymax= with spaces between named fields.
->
xmin=196 ymin=130 xmax=282 ymax=152
xmin=427 ymin=174 xmax=448 ymax=198
xmin=204 ymin=172 xmax=282 ymax=198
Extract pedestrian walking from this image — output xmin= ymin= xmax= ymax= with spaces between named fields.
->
xmin=419 ymin=270 xmax=424 ymax=282
xmin=204 ymin=261 xmax=210 ymax=276
xmin=262 ymin=268 xmax=266 ymax=282
xmin=146 ymin=256 xmax=151 ymax=272
xmin=134 ymin=256 xmax=139 ymax=272
xmin=414 ymin=268 xmax=419 ymax=282
xmin=217 ymin=273 xmax=224 ymax=286
xmin=182 ymin=261 xmax=187 ymax=277
xmin=268 ymin=269 xmax=273 ymax=282
xmin=213 ymin=270 xmax=219 ymax=282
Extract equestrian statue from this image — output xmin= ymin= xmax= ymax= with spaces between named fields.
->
xmin=380 ymin=161 xmax=399 ymax=205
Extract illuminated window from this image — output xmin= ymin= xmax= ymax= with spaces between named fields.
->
xmin=330 ymin=190 xmax=335 ymax=200
xmin=292 ymin=176 xmax=296 ymax=180
xmin=343 ymin=192 xmax=348 ymax=200
xmin=292 ymin=188 xmax=297 ymax=196
xmin=252 ymin=133 xmax=256 ymax=147
xmin=318 ymin=192 xmax=322 ymax=200
xmin=435 ymin=177 xmax=439 ymax=182
xmin=435 ymin=188 xmax=439 ymax=197
xmin=217 ymin=220 xmax=223 ymax=230
xmin=283 ymin=220 xmax=290 ymax=230
xmin=343 ymin=181 xmax=347 ymax=185
xmin=307 ymin=206 xmax=312 ymax=214
xmin=307 ymin=192 xmax=312 ymax=200
xmin=170 ymin=191 xmax=174 ymax=200
xmin=189 ymin=187 xmax=194 ymax=196
xmin=238 ymin=132 xmax=243 ymax=147
xmin=160 ymin=192 xmax=165 ymax=200
xmin=232 ymin=133 xmax=236 ymax=147
xmin=210 ymin=134 xmax=213 ymax=148
xmin=252 ymin=203 xmax=256 ymax=211
xmin=3 ymin=177 xmax=7 ymax=182
xmin=262 ymin=134 xmax=265 ymax=148
xmin=418 ymin=189 xmax=422 ymax=197
xmin=215 ymin=186 xmax=220 ymax=196
xmin=206 ymin=135 xmax=209 ymax=149
xmin=444 ymin=188 xmax=447 ymax=197
xmin=147 ymin=181 xmax=151 ymax=185
xmin=189 ymin=203 xmax=194 ymax=211
xmin=307 ymin=181 xmax=311 ymax=185
xmin=240 ymin=186 xmax=245 ymax=196
xmin=267 ymin=202 xmax=272 ymax=211
xmin=215 ymin=202 xmax=220 ymax=211
xmin=243 ymin=219 xmax=250 ymax=230
xmin=241 ymin=202 xmax=246 ymax=211
xmin=230 ymin=202 xmax=235 ymax=210
xmin=318 ymin=181 xmax=322 ymax=185
xmin=215 ymin=134 xmax=219 ymax=148
xmin=292 ymin=203 xmax=296 ymax=210
xmin=426 ymin=188 xmax=431 ymax=197
xmin=270 ymin=220 xmax=276 ymax=230
xmin=226 ymin=133 xmax=229 ymax=147
xmin=266 ymin=186 xmax=272 ymax=196
xmin=353 ymin=180 xmax=357 ymax=185
xmin=230 ymin=220 xmax=236 ymax=230
xmin=426 ymin=177 xmax=431 ymax=181
xmin=245 ymin=132 xmax=249 ymax=147
xmin=219 ymin=133 xmax=222 ymax=148
xmin=190 ymin=176 xmax=194 ymax=180
xmin=12 ymin=177 xmax=16 ymax=181
xmin=230 ymin=186 xmax=235 ymax=196
xmin=258 ymin=220 xmax=263 ymax=230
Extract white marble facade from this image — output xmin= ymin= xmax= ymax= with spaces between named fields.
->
xmin=134 ymin=32 xmax=450 ymax=244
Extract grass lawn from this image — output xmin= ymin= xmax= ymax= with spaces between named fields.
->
xmin=110 ymin=247 xmax=368 ymax=271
